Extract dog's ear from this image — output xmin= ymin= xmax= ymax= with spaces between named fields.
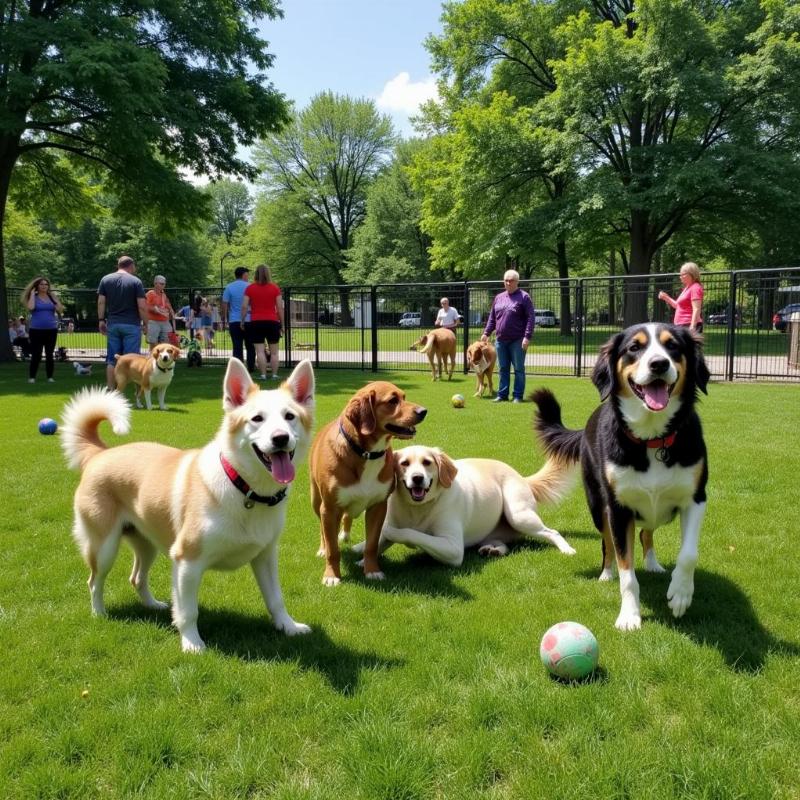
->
xmin=346 ymin=390 xmax=376 ymax=436
xmin=170 ymin=345 xmax=181 ymax=359
xmin=591 ymin=332 xmax=622 ymax=401
xmin=223 ymin=358 xmax=256 ymax=410
xmin=434 ymin=449 xmax=458 ymax=489
xmin=684 ymin=328 xmax=710 ymax=395
xmin=285 ymin=359 xmax=315 ymax=409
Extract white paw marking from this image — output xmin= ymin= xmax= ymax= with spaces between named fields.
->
xmin=322 ymin=575 xmax=341 ymax=587
xmin=598 ymin=568 xmax=614 ymax=582
xmin=277 ymin=620 xmax=312 ymax=636
xmin=365 ymin=571 xmax=385 ymax=581
xmin=667 ymin=574 xmax=694 ymax=617
xmin=614 ymin=610 xmax=642 ymax=631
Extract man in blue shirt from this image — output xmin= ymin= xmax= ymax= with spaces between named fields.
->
xmin=221 ymin=266 xmax=255 ymax=371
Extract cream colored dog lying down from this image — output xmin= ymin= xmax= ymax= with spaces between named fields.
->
xmin=60 ymin=359 xmax=315 ymax=653
xmin=353 ymin=445 xmax=576 ymax=567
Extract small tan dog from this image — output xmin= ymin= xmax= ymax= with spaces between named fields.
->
xmin=115 ymin=342 xmax=180 ymax=410
xmin=410 ymin=328 xmax=456 ymax=381
xmin=61 ymin=359 xmax=316 ymax=653
xmin=309 ymin=381 xmax=427 ymax=585
xmin=466 ymin=340 xmax=497 ymax=397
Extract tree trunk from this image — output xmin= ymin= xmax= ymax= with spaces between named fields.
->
xmin=0 ymin=151 xmax=17 ymax=361
xmin=624 ymin=210 xmax=654 ymax=326
xmin=338 ymin=286 xmax=353 ymax=328
xmin=556 ymin=238 xmax=571 ymax=336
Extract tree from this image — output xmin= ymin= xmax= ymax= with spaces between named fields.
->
xmin=254 ymin=92 xmax=396 ymax=323
xmin=0 ymin=0 xmax=289 ymax=358
xmin=205 ymin=180 xmax=253 ymax=243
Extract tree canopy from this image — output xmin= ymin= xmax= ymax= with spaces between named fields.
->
xmin=0 ymin=0 xmax=289 ymax=357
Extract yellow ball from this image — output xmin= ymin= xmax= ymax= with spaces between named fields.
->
xmin=451 ymin=394 xmax=465 ymax=408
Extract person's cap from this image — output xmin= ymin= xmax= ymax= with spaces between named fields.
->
xmin=154 ymin=275 xmax=166 ymax=284
xmin=234 ymin=266 xmax=249 ymax=279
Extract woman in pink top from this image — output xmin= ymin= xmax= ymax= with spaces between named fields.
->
xmin=659 ymin=262 xmax=704 ymax=333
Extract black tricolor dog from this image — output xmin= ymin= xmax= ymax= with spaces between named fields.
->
xmin=532 ymin=323 xmax=710 ymax=631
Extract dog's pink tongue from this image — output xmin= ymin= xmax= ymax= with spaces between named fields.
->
xmin=270 ymin=451 xmax=295 ymax=485
xmin=643 ymin=382 xmax=669 ymax=411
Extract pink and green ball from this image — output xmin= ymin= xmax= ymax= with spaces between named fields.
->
xmin=540 ymin=621 xmax=599 ymax=680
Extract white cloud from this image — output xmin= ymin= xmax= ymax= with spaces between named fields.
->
xmin=376 ymin=72 xmax=438 ymax=114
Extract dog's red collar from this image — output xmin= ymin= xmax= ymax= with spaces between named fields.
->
xmin=219 ymin=452 xmax=287 ymax=509
xmin=624 ymin=428 xmax=676 ymax=459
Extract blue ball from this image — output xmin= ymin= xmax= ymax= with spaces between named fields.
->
xmin=38 ymin=418 xmax=58 ymax=435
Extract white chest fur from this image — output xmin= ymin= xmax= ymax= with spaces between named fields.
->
xmin=336 ymin=458 xmax=391 ymax=517
xmin=148 ymin=364 xmax=174 ymax=387
xmin=606 ymin=455 xmax=698 ymax=530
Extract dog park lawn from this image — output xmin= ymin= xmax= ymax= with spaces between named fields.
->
xmin=1 ymin=361 xmax=799 ymax=799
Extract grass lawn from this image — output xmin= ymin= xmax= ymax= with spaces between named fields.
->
xmin=2 ymin=361 xmax=799 ymax=799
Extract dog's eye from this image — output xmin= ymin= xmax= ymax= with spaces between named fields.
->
xmin=628 ymin=342 xmax=642 ymax=353
xmin=399 ymin=460 xmax=409 ymax=467
xmin=284 ymin=412 xmax=295 ymax=421
xmin=664 ymin=339 xmax=680 ymax=353
xmin=388 ymin=395 xmax=399 ymax=405
xmin=422 ymin=459 xmax=432 ymax=467
xmin=251 ymin=415 xmax=264 ymax=423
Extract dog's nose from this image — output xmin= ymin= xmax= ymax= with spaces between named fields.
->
xmin=411 ymin=474 xmax=424 ymax=486
xmin=649 ymin=357 xmax=670 ymax=375
xmin=271 ymin=432 xmax=290 ymax=449
xmin=414 ymin=407 xmax=427 ymax=422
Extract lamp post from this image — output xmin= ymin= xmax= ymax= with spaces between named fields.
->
xmin=220 ymin=251 xmax=235 ymax=288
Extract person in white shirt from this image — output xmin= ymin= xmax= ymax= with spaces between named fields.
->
xmin=435 ymin=297 xmax=460 ymax=331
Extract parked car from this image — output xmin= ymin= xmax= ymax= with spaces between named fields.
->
xmin=773 ymin=303 xmax=800 ymax=332
xmin=534 ymin=309 xmax=558 ymax=328
xmin=399 ymin=312 xmax=422 ymax=328
xmin=707 ymin=310 xmax=741 ymax=326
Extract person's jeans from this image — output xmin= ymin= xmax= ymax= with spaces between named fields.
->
xmin=106 ymin=323 xmax=142 ymax=365
xmin=495 ymin=338 xmax=527 ymax=400
xmin=229 ymin=322 xmax=255 ymax=371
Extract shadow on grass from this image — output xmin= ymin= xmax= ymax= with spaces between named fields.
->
xmin=575 ymin=566 xmax=800 ymax=672
xmin=108 ymin=603 xmax=403 ymax=695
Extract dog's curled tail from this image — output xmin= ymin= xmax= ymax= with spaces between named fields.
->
xmin=61 ymin=388 xmax=131 ymax=470
xmin=530 ymin=388 xmax=583 ymax=464
xmin=527 ymin=455 xmax=577 ymax=505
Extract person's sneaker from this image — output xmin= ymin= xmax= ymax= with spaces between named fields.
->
xmin=270 ymin=374 xmax=280 ymax=380
xmin=259 ymin=374 xmax=268 ymax=380
xmin=492 ymin=396 xmax=508 ymax=403
xmin=512 ymin=398 xmax=523 ymax=403
xmin=27 ymin=378 xmax=35 ymax=384
xmin=47 ymin=378 xmax=55 ymax=383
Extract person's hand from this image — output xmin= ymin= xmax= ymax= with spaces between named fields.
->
xmin=99 ymin=319 xmax=107 ymax=337
xmin=480 ymin=334 xmax=488 ymax=343
xmin=522 ymin=337 xmax=529 ymax=350
xmin=658 ymin=291 xmax=667 ymax=301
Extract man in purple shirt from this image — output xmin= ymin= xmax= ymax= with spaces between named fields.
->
xmin=481 ymin=269 xmax=534 ymax=403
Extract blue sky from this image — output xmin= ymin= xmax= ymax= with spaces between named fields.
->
xmin=259 ymin=0 xmax=445 ymax=136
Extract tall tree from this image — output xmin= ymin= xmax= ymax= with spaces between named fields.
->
xmin=205 ymin=180 xmax=253 ymax=243
xmin=0 ymin=0 xmax=288 ymax=358
xmin=254 ymin=92 xmax=396 ymax=323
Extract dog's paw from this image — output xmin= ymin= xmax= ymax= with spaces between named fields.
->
xmin=180 ymin=635 xmax=207 ymax=654
xmin=667 ymin=574 xmax=694 ymax=617
xmin=338 ymin=530 xmax=350 ymax=543
xmin=315 ymin=547 xmax=326 ymax=558
xmin=478 ymin=544 xmax=507 ymax=558
xmin=644 ymin=552 xmax=667 ymax=573
xmin=322 ymin=575 xmax=341 ymax=587
xmin=143 ymin=598 xmax=170 ymax=611
xmin=364 ymin=570 xmax=385 ymax=581
xmin=598 ymin=568 xmax=615 ymax=582
xmin=558 ymin=542 xmax=577 ymax=556
xmin=351 ymin=541 xmax=365 ymax=555
xmin=277 ymin=619 xmax=312 ymax=636
xmin=614 ymin=609 xmax=642 ymax=631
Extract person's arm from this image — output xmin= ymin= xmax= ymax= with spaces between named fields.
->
xmin=220 ymin=300 xmax=229 ymax=326
xmin=51 ymin=292 xmax=65 ymax=315
xmin=97 ymin=295 xmax=107 ymax=334
xmin=25 ymin=291 xmax=35 ymax=312
xmin=145 ymin=291 xmax=159 ymax=315
xmin=137 ymin=297 xmax=148 ymax=324
xmin=435 ymin=311 xmax=442 ymax=327
xmin=241 ymin=294 xmax=250 ymax=322
xmin=690 ymin=299 xmax=701 ymax=330
xmin=658 ymin=291 xmax=678 ymax=309
xmin=481 ymin=299 xmax=497 ymax=341
xmin=522 ymin=295 xmax=534 ymax=348
xmin=452 ymin=308 xmax=460 ymax=327
xmin=276 ymin=294 xmax=285 ymax=330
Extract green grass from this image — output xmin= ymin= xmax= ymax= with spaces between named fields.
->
xmin=2 ymin=362 xmax=799 ymax=799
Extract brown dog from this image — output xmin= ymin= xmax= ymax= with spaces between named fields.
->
xmin=410 ymin=328 xmax=456 ymax=381
xmin=114 ymin=342 xmax=180 ymax=411
xmin=466 ymin=340 xmax=497 ymax=397
xmin=309 ymin=382 xmax=427 ymax=585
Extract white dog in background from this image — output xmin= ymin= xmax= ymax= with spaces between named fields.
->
xmin=354 ymin=445 xmax=576 ymax=567
xmin=73 ymin=362 xmax=92 ymax=376
xmin=60 ymin=359 xmax=316 ymax=653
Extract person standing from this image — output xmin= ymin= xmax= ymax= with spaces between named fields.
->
xmin=97 ymin=256 xmax=147 ymax=390
xmin=659 ymin=262 xmax=704 ymax=333
xmin=22 ymin=276 xmax=64 ymax=383
xmin=241 ymin=264 xmax=284 ymax=380
xmin=145 ymin=275 xmax=175 ymax=347
xmin=221 ymin=266 xmax=255 ymax=371
xmin=435 ymin=297 xmax=460 ymax=331
xmin=481 ymin=269 xmax=534 ymax=403
xmin=10 ymin=316 xmax=31 ymax=360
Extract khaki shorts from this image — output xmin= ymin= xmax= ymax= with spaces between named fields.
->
xmin=147 ymin=320 xmax=172 ymax=345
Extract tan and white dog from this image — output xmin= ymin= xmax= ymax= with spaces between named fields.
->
xmin=61 ymin=359 xmax=315 ymax=653
xmin=352 ymin=445 xmax=576 ymax=567
xmin=114 ymin=342 xmax=181 ymax=411
xmin=466 ymin=340 xmax=496 ymax=397
xmin=410 ymin=328 xmax=456 ymax=381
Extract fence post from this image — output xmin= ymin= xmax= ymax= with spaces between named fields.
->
xmin=370 ymin=286 xmax=378 ymax=373
xmin=726 ymin=272 xmax=737 ymax=382
xmin=462 ymin=280 xmax=470 ymax=374
xmin=284 ymin=286 xmax=292 ymax=368
xmin=574 ymin=279 xmax=584 ymax=377
xmin=313 ymin=288 xmax=320 ymax=369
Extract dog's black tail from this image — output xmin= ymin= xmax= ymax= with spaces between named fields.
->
xmin=530 ymin=388 xmax=583 ymax=464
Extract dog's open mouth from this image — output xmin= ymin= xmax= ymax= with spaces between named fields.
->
xmin=386 ymin=423 xmax=417 ymax=439
xmin=629 ymin=378 xmax=674 ymax=412
xmin=406 ymin=484 xmax=429 ymax=502
xmin=252 ymin=444 xmax=296 ymax=485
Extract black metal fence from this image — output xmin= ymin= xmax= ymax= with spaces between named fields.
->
xmin=7 ymin=268 xmax=800 ymax=382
